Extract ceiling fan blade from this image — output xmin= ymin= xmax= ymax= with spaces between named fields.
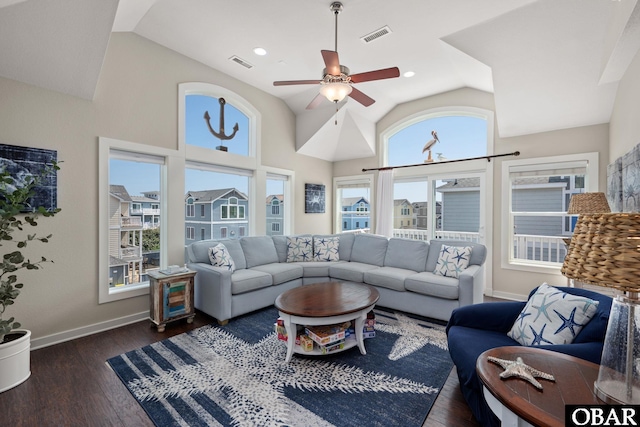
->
xmin=321 ymin=50 xmax=341 ymax=76
xmin=273 ymin=79 xmax=320 ymax=86
xmin=349 ymin=87 xmax=375 ymax=107
xmin=349 ymin=67 xmax=400 ymax=83
xmin=306 ymin=93 xmax=325 ymax=110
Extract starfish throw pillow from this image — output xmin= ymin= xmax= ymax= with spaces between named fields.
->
xmin=286 ymin=236 xmax=313 ymax=262
xmin=208 ymin=243 xmax=236 ymax=272
xmin=508 ymin=283 xmax=599 ymax=346
xmin=313 ymin=236 xmax=340 ymax=262
xmin=433 ymin=244 xmax=472 ymax=278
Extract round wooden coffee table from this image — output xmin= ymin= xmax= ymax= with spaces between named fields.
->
xmin=274 ymin=282 xmax=380 ymax=363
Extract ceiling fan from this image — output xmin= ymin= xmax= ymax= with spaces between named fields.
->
xmin=273 ymin=1 xmax=400 ymax=110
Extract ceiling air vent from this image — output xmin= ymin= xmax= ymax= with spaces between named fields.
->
xmin=360 ymin=25 xmax=392 ymax=43
xmin=229 ymin=55 xmax=254 ymax=69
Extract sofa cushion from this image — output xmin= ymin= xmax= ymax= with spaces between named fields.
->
xmin=433 ymin=245 xmax=472 ymax=278
xmin=295 ymin=261 xmax=341 ymax=277
xmin=384 ymin=238 xmax=429 ymax=272
xmin=426 ymin=240 xmax=486 ymax=271
xmin=405 ymin=272 xmax=459 ymax=300
xmin=189 ymin=239 xmax=246 ymax=270
xmin=364 ymin=267 xmax=415 ymax=291
xmin=230 ymin=269 xmax=272 ymax=295
xmin=350 ymin=234 xmax=388 ymax=266
xmin=273 ymin=234 xmax=312 ymax=263
xmin=507 ymin=283 xmax=599 ymax=346
xmin=250 ymin=262 xmax=303 ymax=285
xmin=207 ymin=243 xmax=236 ymax=272
xmin=313 ymin=236 xmax=339 ymax=261
xmin=286 ymin=236 xmax=313 ymax=262
xmin=240 ymin=236 xmax=279 ymax=268
xmin=314 ymin=233 xmax=355 ymax=261
xmin=329 ymin=261 xmax=379 ymax=282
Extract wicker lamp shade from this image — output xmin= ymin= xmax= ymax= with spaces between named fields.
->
xmin=567 ymin=192 xmax=611 ymax=215
xmin=561 ymin=213 xmax=640 ymax=293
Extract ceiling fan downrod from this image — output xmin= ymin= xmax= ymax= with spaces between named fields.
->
xmin=330 ymin=2 xmax=343 ymax=53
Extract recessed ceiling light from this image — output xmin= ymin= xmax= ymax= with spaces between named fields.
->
xmin=253 ymin=47 xmax=267 ymax=56
xmin=403 ymin=71 xmax=415 ymax=78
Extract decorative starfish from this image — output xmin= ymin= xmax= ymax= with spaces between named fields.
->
xmin=375 ymin=311 xmax=447 ymax=361
xmin=488 ymin=356 xmax=555 ymax=390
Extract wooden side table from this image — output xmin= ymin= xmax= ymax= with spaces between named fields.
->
xmin=476 ymin=346 xmax=602 ymax=427
xmin=148 ymin=270 xmax=196 ymax=332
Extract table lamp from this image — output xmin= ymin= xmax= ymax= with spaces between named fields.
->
xmin=561 ymin=212 xmax=640 ymax=404
xmin=563 ymin=192 xmax=611 ymax=246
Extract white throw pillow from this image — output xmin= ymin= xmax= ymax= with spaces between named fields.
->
xmin=313 ymin=236 xmax=340 ymax=262
xmin=208 ymin=243 xmax=236 ymax=272
xmin=433 ymin=244 xmax=472 ymax=278
xmin=507 ymin=283 xmax=599 ymax=346
xmin=286 ymin=236 xmax=313 ymax=262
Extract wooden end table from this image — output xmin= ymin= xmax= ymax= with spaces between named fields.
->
xmin=274 ymin=282 xmax=379 ymax=363
xmin=476 ymin=346 xmax=602 ymax=427
xmin=148 ymin=269 xmax=196 ymax=332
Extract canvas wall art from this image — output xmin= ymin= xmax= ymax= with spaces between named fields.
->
xmin=621 ymin=143 xmax=640 ymax=212
xmin=305 ymin=183 xmax=325 ymax=213
xmin=0 ymin=143 xmax=58 ymax=212
xmin=607 ymin=157 xmax=623 ymax=212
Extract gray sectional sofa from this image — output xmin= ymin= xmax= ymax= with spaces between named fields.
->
xmin=185 ymin=233 xmax=487 ymax=324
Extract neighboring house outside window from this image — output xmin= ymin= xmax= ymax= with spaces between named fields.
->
xmin=184 ymin=188 xmax=249 ymax=244
xmin=266 ymin=194 xmax=284 ymax=236
xmin=340 ymin=197 xmax=371 ymax=231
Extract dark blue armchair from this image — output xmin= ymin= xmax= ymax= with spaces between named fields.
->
xmin=446 ymin=286 xmax=612 ymax=427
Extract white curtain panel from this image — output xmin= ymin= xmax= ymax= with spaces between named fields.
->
xmin=375 ymin=169 xmax=394 ymax=237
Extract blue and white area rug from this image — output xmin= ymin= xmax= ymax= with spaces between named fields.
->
xmin=107 ymin=307 xmax=453 ymax=427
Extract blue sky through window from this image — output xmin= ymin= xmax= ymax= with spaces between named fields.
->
xmin=388 ymin=116 xmax=487 ymax=167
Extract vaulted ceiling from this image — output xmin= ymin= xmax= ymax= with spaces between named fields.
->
xmin=1 ymin=0 xmax=639 ymax=161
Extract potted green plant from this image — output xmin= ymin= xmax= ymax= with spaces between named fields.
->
xmin=0 ymin=161 xmax=60 ymax=392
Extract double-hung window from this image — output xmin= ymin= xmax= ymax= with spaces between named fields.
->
xmin=99 ymin=138 xmax=171 ymax=303
xmin=501 ymin=152 xmax=599 ymax=272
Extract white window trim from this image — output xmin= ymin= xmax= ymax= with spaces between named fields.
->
xmin=178 ymin=82 xmax=261 ymax=171
xmin=333 ymin=174 xmax=374 ymax=233
xmin=259 ymin=166 xmax=295 ymax=235
xmin=99 ymin=137 xmax=174 ymax=304
xmin=500 ymin=152 xmax=599 ymax=275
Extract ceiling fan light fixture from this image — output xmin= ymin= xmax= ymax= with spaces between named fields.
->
xmin=319 ymin=81 xmax=352 ymax=103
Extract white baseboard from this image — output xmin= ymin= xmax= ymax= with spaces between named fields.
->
xmin=30 ymin=311 xmax=149 ymax=350
xmin=490 ymin=290 xmax=527 ymax=302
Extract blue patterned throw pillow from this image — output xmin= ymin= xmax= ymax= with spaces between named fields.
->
xmin=508 ymin=283 xmax=599 ymax=346
xmin=286 ymin=236 xmax=313 ymax=262
xmin=313 ymin=236 xmax=340 ymax=262
xmin=208 ymin=243 xmax=236 ymax=272
xmin=433 ymin=244 xmax=472 ymax=278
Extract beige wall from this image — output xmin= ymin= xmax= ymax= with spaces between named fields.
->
xmin=610 ymin=49 xmax=640 ymax=161
xmin=0 ymin=33 xmax=332 ymax=342
xmin=2 ymin=32 xmax=636 ymax=343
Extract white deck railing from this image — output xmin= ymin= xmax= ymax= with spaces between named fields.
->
xmin=344 ymin=228 xmax=567 ymax=264
xmin=513 ymin=234 xmax=567 ymax=263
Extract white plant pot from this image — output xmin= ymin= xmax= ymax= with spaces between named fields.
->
xmin=0 ymin=329 xmax=31 ymax=393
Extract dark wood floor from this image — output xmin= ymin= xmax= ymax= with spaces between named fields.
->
xmin=0 ymin=305 xmax=493 ymax=427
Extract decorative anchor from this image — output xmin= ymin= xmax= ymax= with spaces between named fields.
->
xmin=204 ymin=98 xmax=239 ymax=152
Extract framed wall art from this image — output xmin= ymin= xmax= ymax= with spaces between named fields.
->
xmin=305 ymin=183 xmax=325 ymax=213
xmin=0 ymin=143 xmax=58 ymax=212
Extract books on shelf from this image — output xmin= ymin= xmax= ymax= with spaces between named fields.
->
xmin=275 ymin=315 xmax=376 ymax=353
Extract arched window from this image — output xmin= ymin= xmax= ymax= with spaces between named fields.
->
xmin=380 ymin=107 xmax=494 ymax=245
xmin=385 ymin=113 xmax=488 ymax=167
